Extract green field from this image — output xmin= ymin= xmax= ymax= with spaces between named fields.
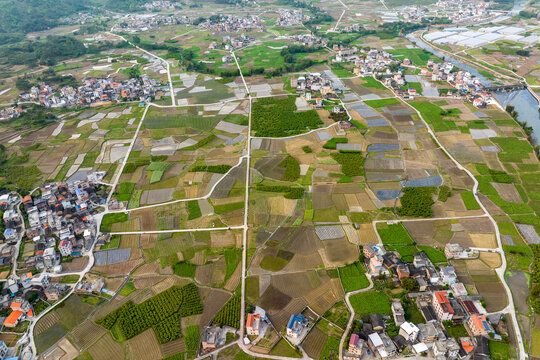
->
xmin=252 ymin=96 xmax=323 ymax=137
xmin=388 ymin=48 xmax=441 ymax=66
xmin=376 ymin=223 xmax=414 ymax=245
xmin=349 ymin=292 xmax=391 ymax=316
xmin=338 ymin=262 xmax=370 ymax=292
xmin=410 ymin=101 xmax=458 ymax=132
xmin=460 ymin=191 xmax=480 ymax=210
xmin=364 ymin=98 xmax=400 ymax=108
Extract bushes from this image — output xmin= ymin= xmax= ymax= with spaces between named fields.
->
xmin=302 ymin=146 xmax=313 ymax=153
xmin=331 ymin=152 xmax=364 ymax=177
xmin=191 ymin=165 xmax=232 ymax=174
xmin=187 ymin=200 xmax=202 ymax=220
xmin=173 ymin=261 xmax=196 ymax=278
xmin=396 ymin=187 xmax=436 ymax=218
xmin=212 ymin=294 xmax=241 ymax=328
xmin=96 ymin=284 xmax=203 ymax=341
xmin=532 ymin=245 xmax=540 ymax=283
xmin=438 ymin=186 xmax=451 ymax=202
xmin=279 ymin=155 xmax=300 ymax=182
xmin=153 ymin=315 xmax=182 ymax=344
xmin=323 ymin=138 xmax=348 ymax=150
xmin=251 ymin=96 xmax=323 ymax=137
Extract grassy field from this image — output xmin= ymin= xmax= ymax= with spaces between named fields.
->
xmin=364 ymin=98 xmax=400 ymax=108
xmin=460 ymin=191 xmax=480 ymax=210
xmin=269 ymin=339 xmax=302 ymax=358
xmin=361 ymin=76 xmax=386 ymax=89
xmin=417 ymin=246 xmax=447 ymax=263
xmin=489 ymin=340 xmax=510 ymax=360
xmin=409 ymin=101 xmax=458 ymax=132
xmin=100 ymin=213 xmax=129 ymax=232
xmin=388 ymin=48 xmax=441 ymax=66
xmin=376 ymin=223 xmax=414 ymax=245
xmin=338 ymin=262 xmax=370 ymax=292
xmin=349 ymin=292 xmax=391 ymax=316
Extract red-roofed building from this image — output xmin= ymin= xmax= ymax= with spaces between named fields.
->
xmin=461 ymin=341 xmax=474 ymax=354
xmin=433 ymin=291 xmax=453 ymax=321
xmin=246 ymin=313 xmax=260 ymax=336
xmin=467 ymin=315 xmax=493 ymax=336
xmin=348 ymin=333 xmax=363 ymax=355
xmin=3 ymin=310 xmax=23 ymax=328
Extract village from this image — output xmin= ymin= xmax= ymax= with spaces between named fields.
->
xmin=17 ymin=75 xmax=161 ymax=109
xmin=0 ymin=172 xmax=110 ymax=347
xmin=195 ymin=238 xmax=506 ymax=359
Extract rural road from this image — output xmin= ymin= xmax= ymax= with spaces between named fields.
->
xmin=338 ymin=277 xmax=374 ymax=360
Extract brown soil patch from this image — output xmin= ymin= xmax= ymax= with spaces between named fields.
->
xmin=88 ymin=333 xmax=125 ymax=360
xmin=475 ymin=282 xmax=508 ymax=312
xmin=491 ymin=183 xmax=522 ymax=203
xmin=161 ymin=338 xmax=186 ymax=357
xmin=70 ymin=321 xmax=106 ymax=350
xmin=302 ymin=327 xmax=327 ymax=359
xmin=198 ymin=288 xmax=231 ymax=329
xmin=469 ymin=233 xmax=497 ymax=249
xmin=224 ymin=263 xmax=241 ymax=291
xmin=61 ymin=256 xmax=89 ymax=272
xmin=127 ymin=329 xmax=162 ymax=360
xmin=480 ymin=252 xmax=502 ymax=268
xmin=321 ymin=238 xmax=358 ymax=266
xmin=195 ymin=264 xmax=214 ymax=286
xmin=92 ymin=258 xmax=144 ymax=275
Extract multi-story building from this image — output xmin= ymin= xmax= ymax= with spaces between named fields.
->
xmin=433 ymin=291 xmax=454 ymax=321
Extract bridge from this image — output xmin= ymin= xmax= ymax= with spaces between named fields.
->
xmin=484 ymin=83 xmax=527 ymax=92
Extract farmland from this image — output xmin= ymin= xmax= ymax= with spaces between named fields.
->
xmin=349 ymin=292 xmax=392 ymax=316
xmin=251 ymin=96 xmax=323 ymax=137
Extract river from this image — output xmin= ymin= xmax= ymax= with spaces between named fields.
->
xmin=406 ymin=32 xmax=540 ymax=142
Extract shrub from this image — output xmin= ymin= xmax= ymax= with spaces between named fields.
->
xmin=397 ymin=187 xmax=436 ymax=218
xmin=279 ymin=155 xmax=300 ymax=181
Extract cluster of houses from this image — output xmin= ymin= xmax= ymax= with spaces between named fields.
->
xmin=19 ymin=76 xmax=160 ymax=108
xmin=328 ymin=44 xmax=495 ymax=107
xmin=12 ymin=174 xmax=107 ymax=274
xmin=142 ymin=0 xmax=179 ymax=11
xmin=276 ymin=9 xmax=308 ymax=27
xmin=0 ymin=107 xmax=23 ymax=122
xmin=198 ymin=16 xmax=262 ymax=33
xmin=433 ymin=0 xmax=491 ymax=24
xmin=292 ymin=72 xmax=341 ymax=103
xmin=334 ymin=47 xmax=394 ymax=77
xmin=0 ymin=273 xmax=67 ymax=331
xmin=115 ymin=14 xmax=191 ymax=33
xmin=291 ymin=34 xmax=327 ymax=47
xmin=222 ymin=34 xmax=255 ymax=50
xmin=346 ymin=241 xmax=503 ymax=359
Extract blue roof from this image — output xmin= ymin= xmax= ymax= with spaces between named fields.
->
xmin=482 ymin=320 xmax=491 ymax=331
xmin=287 ymin=314 xmax=305 ymax=329
xmin=4 ymin=228 xmax=14 ymax=235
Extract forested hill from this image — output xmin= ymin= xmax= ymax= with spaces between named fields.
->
xmin=0 ymin=0 xmax=155 ymax=43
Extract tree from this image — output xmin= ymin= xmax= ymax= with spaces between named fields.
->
xmin=401 ymin=277 xmax=418 ymax=292
xmin=16 ymin=78 xmax=32 ymax=92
